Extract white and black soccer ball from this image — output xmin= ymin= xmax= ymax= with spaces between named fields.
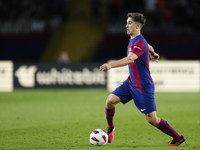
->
xmin=89 ymin=129 xmax=108 ymax=146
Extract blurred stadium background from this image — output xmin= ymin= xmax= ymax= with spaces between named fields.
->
xmin=0 ymin=0 xmax=200 ymax=91
xmin=1 ymin=0 xmax=200 ymax=63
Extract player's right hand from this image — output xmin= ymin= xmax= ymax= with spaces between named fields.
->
xmin=151 ymin=53 xmax=159 ymax=62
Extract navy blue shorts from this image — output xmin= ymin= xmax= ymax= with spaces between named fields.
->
xmin=112 ymin=80 xmax=157 ymax=114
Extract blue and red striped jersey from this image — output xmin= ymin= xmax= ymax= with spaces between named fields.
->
xmin=126 ymin=35 xmax=154 ymax=91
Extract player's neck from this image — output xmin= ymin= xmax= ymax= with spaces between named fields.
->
xmin=130 ymin=33 xmax=141 ymax=39
xmin=130 ymin=31 xmax=141 ymax=39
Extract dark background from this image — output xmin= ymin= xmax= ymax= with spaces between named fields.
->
xmin=0 ymin=0 xmax=200 ymax=63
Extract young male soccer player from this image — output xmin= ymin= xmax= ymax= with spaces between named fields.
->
xmin=99 ymin=12 xmax=185 ymax=147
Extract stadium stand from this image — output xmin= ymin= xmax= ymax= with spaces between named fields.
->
xmin=0 ymin=0 xmax=200 ymax=63
xmin=0 ymin=0 xmax=70 ymax=62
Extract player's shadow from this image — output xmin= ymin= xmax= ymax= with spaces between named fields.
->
xmin=115 ymin=144 xmax=163 ymax=149
xmin=115 ymin=144 xmax=194 ymax=149
xmin=133 ymin=145 xmax=163 ymax=148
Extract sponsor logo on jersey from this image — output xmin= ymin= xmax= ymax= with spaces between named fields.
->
xmin=134 ymin=46 xmax=142 ymax=50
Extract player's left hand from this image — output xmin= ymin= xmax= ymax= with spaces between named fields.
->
xmin=151 ymin=53 xmax=159 ymax=62
xmin=99 ymin=63 xmax=112 ymax=71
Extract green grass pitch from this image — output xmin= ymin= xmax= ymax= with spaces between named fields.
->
xmin=0 ymin=89 xmax=200 ymax=150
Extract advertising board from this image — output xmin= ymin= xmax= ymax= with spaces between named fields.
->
xmin=14 ymin=63 xmax=106 ymax=89
xmin=0 ymin=61 xmax=13 ymax=91
xmin=107 ymin=61 xmax=200 ymax=92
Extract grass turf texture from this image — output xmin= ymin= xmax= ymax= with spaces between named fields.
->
xmin=0 ymin=89 xmax=200 ymax=150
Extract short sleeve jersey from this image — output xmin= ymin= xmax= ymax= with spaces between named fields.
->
xmin=127 ymin=35 xmax=154 ymax=92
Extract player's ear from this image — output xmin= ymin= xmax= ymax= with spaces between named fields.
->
xmin=137 ymin=23 xmax=141 ymax=29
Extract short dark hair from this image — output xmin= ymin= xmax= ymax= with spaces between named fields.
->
xmin=127 ymin=12 xmax=146 ymax=28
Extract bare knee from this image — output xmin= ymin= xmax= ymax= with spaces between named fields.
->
xmin=145 ymin=112 xmax=161 ymax=126
xmin=105 ymin=94 xmax=121 ymax=109
xmin=146 ymin=117 xmax=157 ymax=125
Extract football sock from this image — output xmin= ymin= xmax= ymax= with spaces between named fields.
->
xmin=105 ymin=107 xmax=115 ymax=128
xmin=172 ymin=131 xmax=182 ymax=140
xmin=156 ymin=119 xmax=181 ymax=140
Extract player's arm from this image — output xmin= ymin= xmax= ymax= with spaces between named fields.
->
xmin=148 ymin=44 xmax=155 ymax=56
xmin=99 ymin=52 xmax=137 ymax=71
xmin=148 ymin=44 xmax=159 ymax=62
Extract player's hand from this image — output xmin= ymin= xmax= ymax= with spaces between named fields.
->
xmin=150 ymin=53 xmax=159 ymax=62
xmin=99 ymin=63 xmax=112 ymax=71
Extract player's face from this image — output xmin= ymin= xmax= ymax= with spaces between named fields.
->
xmin=126 ymin=17 xmax=139 ymax=37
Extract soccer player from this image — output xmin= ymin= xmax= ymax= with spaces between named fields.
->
xmin=99 ymin=12 xmax=185 ymax=147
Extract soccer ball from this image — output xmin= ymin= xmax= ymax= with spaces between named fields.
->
xmin=89 ymin=129 xmax=108 ymax=146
